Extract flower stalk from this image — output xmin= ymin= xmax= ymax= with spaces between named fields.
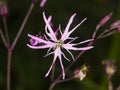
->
xmin=11 ymin=2 xmax=35 ymax=50
xmin=0 ymin=1 xmax=37 ymax=90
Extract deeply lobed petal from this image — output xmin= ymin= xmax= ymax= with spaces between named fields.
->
xmin=45 ymin=47 xmax=65 ymax=79
xmin=43 ymin=12 xmax=57 ymax=41
xmin=27 ymin=44 xmax=54 ymax=49
xmin=28 ymin=34 xmax=48 ymax=44
xmin=61 ymin=14 xmax=87 ymax=41
xmin=63 ymin=43 xmax=93 ymax=51
xmin=61 ymin=13 xmax=76 ymax=41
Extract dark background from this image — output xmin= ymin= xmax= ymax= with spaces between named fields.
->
xmin=0 ymin=0 xmax=120 ymax=90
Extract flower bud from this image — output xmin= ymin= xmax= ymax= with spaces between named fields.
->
xmin=109 ymin=20 xmax=120 ymax=31
xmin=102 ymin=60 xmax=116 ymax=79
xmin=73 ymin=65 xmax=88 ymax=81
xmin=29 ymin=33 xmax=45 ymax=46
xmin=0 ymin=1 xmax=9 ymax=17
xmin=40 ymin=0 xmax=47 ymax=7
xmin=116 ymin=27 xmax=120 ymax=32
xmin=99 ymin=12 xmax=113 ymax=26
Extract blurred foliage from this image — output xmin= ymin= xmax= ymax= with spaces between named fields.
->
xmin=0 ymin=0 xmax=120 ymax=90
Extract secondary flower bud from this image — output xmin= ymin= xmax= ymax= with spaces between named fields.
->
xmin=116 ymin=27 xmax=120 ymax=32
xmin=73 ymin=65 xmax=88 ymax=81
xmin=29 ymin=34 xmax=45 ymax=46
xmin=99 ymin=12 xmax=113 ymax=27
xmin=109 ymin=20 xmax=120 ymax=31
xmin=0 ymin=1 xmax=9 ymax=17
xmin=102 ymin=60 xmax=116 ymax=79
xmin=40 ymin=0 xmax=47 ymax=7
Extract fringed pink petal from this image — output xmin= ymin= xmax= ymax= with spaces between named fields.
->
xmin=57 ymin=47 xmax=65 ymax=79
xmin=61 ymin=52 xmax=70 ymax=61
xmin=45 ymin=56 xmax=57 ymax=77
xmin=45 ymin=50 xmax=57 ymax=77
xmin=59 ymin=56 xmax=65 ymax=79
xmin=64 ymin=48 xmax=75 ymax=61
xmin=61 ymin=13 xmax=76 ymax=41
xmin=69 ymin=18 xmax=87 ymax=35
xmin=43 ymin=12 xmax=57 ymax=41
xmin=27 ymin=44 xmax=53 ymax=49
xmin=28 ymin=34 xmax=48 ymax=44
xmin=63 ymin=44 xmax=93 ymax=51
xmin=78 ymin=39 xmax=94 ymax=45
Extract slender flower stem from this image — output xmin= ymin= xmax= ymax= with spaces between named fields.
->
xmin=2 ymin=17 xmax=10 ymax=45
xmin=6 ymin=2 xmax=36 ymax=90
xmin=7 ymin=51 xmax=12 ymax=90
xmin=49 ymin=77 xmax=74 ymax=90
xmin=92 ymin=25 xmax=100 ymax=38
xmin=99 ymin=31 xmax=116 ymax=39
xmin=97 ymin=29 xmax=108 ymax=39
xmin=116 ymin=84 xmax=120 ymax=90
xmin=108 ymin=79 xmax=113 ymax=90
xmin=49 ymin=82 xmax=56 ymax=90
xmin=0 ymin=28 xmax=8 ymax=48
xmin=11 ymin=3 xmax=35 ymax=50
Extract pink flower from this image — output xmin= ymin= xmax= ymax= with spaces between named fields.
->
xmin=27 ymin=12 xmax=93 ymax=79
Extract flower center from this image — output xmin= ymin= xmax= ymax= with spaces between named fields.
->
xmin=56 ymin=40 xmax=63 ymax=47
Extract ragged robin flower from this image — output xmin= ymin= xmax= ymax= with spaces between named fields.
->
xmin=27 ymin=12 xmax=93 ymax=79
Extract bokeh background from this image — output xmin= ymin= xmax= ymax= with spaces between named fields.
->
xmin=0 ymin=0 xmax=120 ymax=90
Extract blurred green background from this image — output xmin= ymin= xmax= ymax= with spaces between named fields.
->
xmin=0 ymin=0 xmax=120 ymax=90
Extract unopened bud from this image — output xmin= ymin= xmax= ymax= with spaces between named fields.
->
xmin=99 ymin=12 xmax=113 ymax=26
xmin=73 ymin=65 xmax=88 ymax=81
xmin=102 ymin=60 xmax=116 ymax=79
xmin=116 ymin=27 xmax=120 ymax=32
xmin=0 ymin=1 xmax=9 ymax=17
xmin=29 ymin=33 xmax=45 ymax=46
xmin=40 ymin=0 xmax=47 ymax=7
xmin=109 ymin=20 xmax=120 ymax=31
